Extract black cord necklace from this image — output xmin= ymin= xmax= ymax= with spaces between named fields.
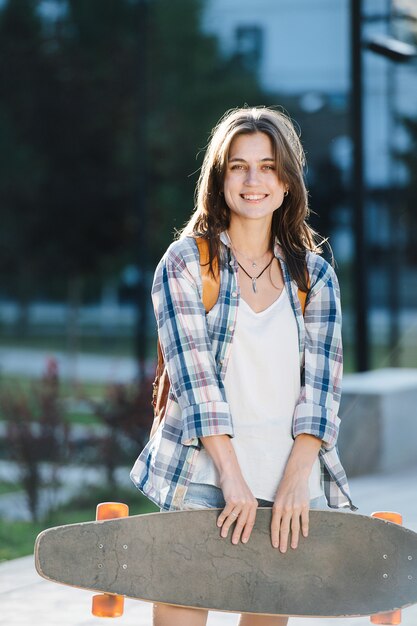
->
xmin=236 ymin=256 xmax=274 ymax=293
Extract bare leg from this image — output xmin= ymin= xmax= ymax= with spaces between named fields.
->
xmin=153 ymin=603 xmax=209 ymax=626
xmin=238 ymin=614 xmax=289 ymax=626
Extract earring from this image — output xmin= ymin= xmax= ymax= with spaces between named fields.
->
xmin=284 ymin=190 xmax=289 ymax=197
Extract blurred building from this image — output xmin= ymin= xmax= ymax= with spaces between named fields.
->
xmin=203 ymin=0 xmax=417 ymax=332
xmin=203 ymin=0 xmax=416 ymax=184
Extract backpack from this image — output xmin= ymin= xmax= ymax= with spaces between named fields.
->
xmin=150 ymin=237 xmax=308 ymax=438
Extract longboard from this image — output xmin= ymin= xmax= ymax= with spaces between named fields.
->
xmin=35 ymin=508 xmax=417 ymax=617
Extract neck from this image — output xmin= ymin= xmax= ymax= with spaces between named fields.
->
xmin=227 ymin=218 xmax=272 ymax=258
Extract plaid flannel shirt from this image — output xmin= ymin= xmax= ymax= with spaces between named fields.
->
xmin=130 ymin=232 xmax=357 ymax=511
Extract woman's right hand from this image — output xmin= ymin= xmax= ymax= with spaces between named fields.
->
xmin=216 ymin=472 xmax=258 ymax=545
xmin=199 ymin=434 xmax=258 ymax=545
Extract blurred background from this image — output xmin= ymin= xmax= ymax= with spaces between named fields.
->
xmin=0 ymin=0 xmax=416 ymax=562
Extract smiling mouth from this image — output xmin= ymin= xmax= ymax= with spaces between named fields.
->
xmin=240 ymin=194 xmax=268 ymax=201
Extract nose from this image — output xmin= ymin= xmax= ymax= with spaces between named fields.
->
xmin=244 ymin=166 xmax=260 ymax=186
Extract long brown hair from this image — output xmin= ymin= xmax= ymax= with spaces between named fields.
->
xmin=180 ymin=106 xmax=325 ymax=291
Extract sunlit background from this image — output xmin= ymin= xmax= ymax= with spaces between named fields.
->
xmin=0 ymin=0 xmax=416 ymax=564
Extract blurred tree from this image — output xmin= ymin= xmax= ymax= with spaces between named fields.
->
xmin=0 ymin=0 xmax=266 ymax=347
xmin=145 ymin=0 xmax=266 ymax=261
xmin=0 ymin=0 xmax=49 ymax=333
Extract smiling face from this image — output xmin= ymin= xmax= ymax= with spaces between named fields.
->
xmin=223 ymin=132 xmax=288 ymax=226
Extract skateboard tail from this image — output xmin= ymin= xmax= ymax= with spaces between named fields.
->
xmin=34 ymin=529 xmax=54 ymax=582
xmin=35 ymin=502 xmax=130 ymax=619
xmin=92 ymin=502 xmax=129 ymax=618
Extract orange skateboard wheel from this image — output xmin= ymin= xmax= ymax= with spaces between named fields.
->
xmin=370 ymin=610 xmax=401 ymax=625
xmin=92 ymin=593 xmax=124 ymax=618
xmin=96 ymin=502 xmax=129 ymax=520
xmin=92 ymin=503 xmax=129 ymax=617
xmin=370 ymin=512 xmax=402 ymax=625
xmin=371 ymin=511 xmax=403 ymax=525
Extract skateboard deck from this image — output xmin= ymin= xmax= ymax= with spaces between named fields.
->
xmin=35 ymin=509 xmax=417 ymax=617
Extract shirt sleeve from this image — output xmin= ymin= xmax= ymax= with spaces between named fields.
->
xmin=152 ymin=247 xmax=234 ymax=446
xmin=292 ymin=263 xmax=343 ymax=451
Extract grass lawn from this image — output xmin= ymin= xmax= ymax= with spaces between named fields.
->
xmin=65 ymin=411 xmax=101 ymax=425
xmin=0 ymin=375 xmax=119 ymax=425
xmin=0 ymin=334 xmax=137 ymax=357
xmin=0 ymin=486 xmax=158 ymax=562
xmin=0 ymin=481 xmax=23 ymax=495
xmin=0 ymin=374 xmax=110 ymax=398
xmin=0 ymin=334 xmax=158 ymax=360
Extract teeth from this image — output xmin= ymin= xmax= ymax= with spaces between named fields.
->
xmin=242 ymin=194 xmax=266 ymax=200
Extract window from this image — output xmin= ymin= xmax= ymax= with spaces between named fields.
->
xmin=234 ymin=25 xmax=263 ymax=72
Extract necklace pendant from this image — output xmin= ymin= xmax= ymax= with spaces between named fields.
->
xmin=252 ymin=278 xmax=257 ymax=293
xmin=252 ymin=262 xmax=257 ymax=268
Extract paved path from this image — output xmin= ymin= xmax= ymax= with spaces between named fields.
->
xmin=1 ymin=466 xmax=417 ymax=625
xmin=0 ymin=347 xmax=143 ymax=383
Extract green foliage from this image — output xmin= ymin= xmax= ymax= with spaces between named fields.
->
xmin=146 ymin=0 xmax=266 ymax=261
xmin=0 ymin=0 xmax=49 ymax=300
xmin=0 ymin=0 xmax=267 ymax=300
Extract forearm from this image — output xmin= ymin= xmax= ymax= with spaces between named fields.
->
xmin=284 ymin=433 xmax=322 ymax=480
xmin=200 ymin=435 xmax=258 ymax=545
xmin=199 ymin=434 xmax=242 ymax=478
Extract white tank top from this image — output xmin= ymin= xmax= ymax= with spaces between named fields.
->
xmin=192 ymin=287 xmax=323 ymax=501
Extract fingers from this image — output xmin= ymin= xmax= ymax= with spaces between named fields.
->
xmin=271 ymin=504 xmax=309 ymax=552
xmin=241 ymin=506 xmax=257 ymax=544
xmin=217 ymin=505 xmax=241 ymax=540
xmin=216 ymin=494 xmax=310 ymax=550
xmin=301 ymin=506 xmax=309 ymax=538
xmin=217 ymin=500 xmax=258 ymax=545
xmin=290 ymin=513 xmax=300 ymax=549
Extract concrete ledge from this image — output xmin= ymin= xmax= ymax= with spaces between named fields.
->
xmin=338 ymin=368 xmax=417 ymax=476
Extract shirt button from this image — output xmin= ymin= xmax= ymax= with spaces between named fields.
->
xmin=228 ymin=325 xmax=234 ymax=332
xmin=232 ymin=291 xmax=237 ymax=297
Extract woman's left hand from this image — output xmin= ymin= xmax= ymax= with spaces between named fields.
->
xmin=270 ymin=471 xmax=310 ymax=553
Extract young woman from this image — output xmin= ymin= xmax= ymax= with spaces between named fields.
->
xmin=131 ymin=106 xmax=356 ymax=626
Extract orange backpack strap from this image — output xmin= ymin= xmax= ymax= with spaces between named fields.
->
xmin=196 ymin=237 xmax=220 ymax=313
xmin=297 ymin=287 xmax=308 ymax=316
xmin=297 ymin=269 xmax=310 ymax=316
xmin=151 ymin=237 xmax=220 ymax=433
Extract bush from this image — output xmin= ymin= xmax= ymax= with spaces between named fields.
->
xmin=85 ymin=378 xmax=153 ymax=486
xmin=0 ymin=358 xmax=70 ymax=521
